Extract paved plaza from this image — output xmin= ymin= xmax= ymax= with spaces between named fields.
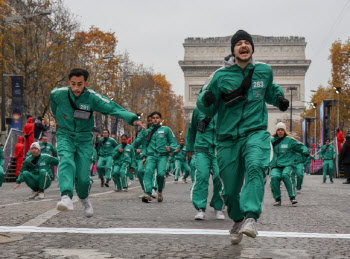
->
xmin=0 ymin=174 xmax=349 ymax=258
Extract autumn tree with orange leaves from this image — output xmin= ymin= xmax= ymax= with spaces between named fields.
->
xmin=302 ymin=39 xmax=350 ymax=143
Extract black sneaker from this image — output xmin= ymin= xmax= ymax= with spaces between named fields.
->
xmin=290 ymin=197 xmax=298 ymax=205
xmin=100 ymin=179 xmax=105 ymax=187
xmin=330 ymin=179 xmax=334 ymax=184
xmin=105 ymin=180 xmax=110 ymax=187
xmin=323 ymin=180 xmax=326 ymax=184
xmin=342 ymin=181 xmax=350 ymax=184
xmin=142 ymin=195 xmax=152 ymax=203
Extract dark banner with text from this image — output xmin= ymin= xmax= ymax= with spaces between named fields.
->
xmin=10 ymin=76 xmax=24 ymax=130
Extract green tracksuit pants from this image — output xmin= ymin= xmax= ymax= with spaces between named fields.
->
xmin=21 ymin=169 xmax=52 ymax=192
xmin=144 ymin=155 xmax=168 ymax=195
xmin=218 ymin=130 xmax=271 ymax=222
xmin=136 ymin=159 xmax=145 ymax=191
xmin=112 ymin=162 xmax=129 ymax=189
xmin=305 ymin=163 xmax=311 ymax=174
xmin=0 ymin=166 xmax=5 ymax=187
xmin=127 ymin=171 xmax=134 ymax=180
xmin=292 ymin=163 xmax=304 ymax=192
xmin=323 ymin=159 xmax=334 ymax=181
xmin=191 ymin=152 xmax=223 ymax=211
xmin=190 ymin=155 xmax=196 ymax=182
xmin=174 ymin=160 xmax=190 ymax=181
xmin=56 ymin=130 xmax=93 ymax=199
xmin=97 ymin=156 xmax=113 ymax=181
xmin=270 ymin=166 xmax=295 ymax=199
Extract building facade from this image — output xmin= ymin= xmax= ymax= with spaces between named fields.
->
xmin=179 ymin=35 xmax=311 ymax=133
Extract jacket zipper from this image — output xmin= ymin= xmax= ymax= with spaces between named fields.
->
xmin=236 ymin=68 xmax=246 ymax=139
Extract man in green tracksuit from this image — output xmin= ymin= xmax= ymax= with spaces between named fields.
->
xmin=40 ymin=135 xmax=57 ymax=156
xmin=320 ymin=139 xmax=336 ymax=183
xmin=97 ymin=129 xmax=117 ymax=187
xmin=13 ymin=142 xmax=59 ymax=199
xmin=174 ymin=139 xmax=190 ymax=183
xmin=112 ymin=134 xmax=135 ymax=192
xmin=196 ymin=30 xmax=289 ymax=244
xmin=50 ymin=68 xmax=144 ymax=217
xmin=0 ymin=147 xmax=4 ymax=187
xmin=136 ymin=111 xmax=178 ymax=203
xmin=186 ymin=107 xmax=224 ymax=220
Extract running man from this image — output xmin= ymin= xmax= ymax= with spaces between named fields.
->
xmin=50 ymin=68 xmax=145 ymax=217
xmin=97 ymin=129 xmax=117 ymax=187
xmin=196 ymin=30 xmax=289 ymax=244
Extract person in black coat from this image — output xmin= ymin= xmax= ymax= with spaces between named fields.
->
xmin=34 ymin=116 xmax=47 ymax=141
xmin=339 ymin=135 xmax=350 ymax=184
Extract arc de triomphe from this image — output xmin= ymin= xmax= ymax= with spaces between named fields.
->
xmin=179 ymin=35 xmax=311 ymax=134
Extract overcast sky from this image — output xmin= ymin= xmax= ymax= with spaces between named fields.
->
xmin=64 ymin=0 xmax=350 ymax=102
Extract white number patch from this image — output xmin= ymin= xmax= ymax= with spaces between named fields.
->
xmin=253 ymin=81 xmax=264 ymax=88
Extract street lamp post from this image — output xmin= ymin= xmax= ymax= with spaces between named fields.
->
xmin=0 ymin=11 xmax=51 ymax=144
xmin=334 ymin=87 xmax=341 ymax=128
xmin=287 ymin=87 xmax=297 ymax=132
xmin=311 ymin=103 xmax=317 ymax=144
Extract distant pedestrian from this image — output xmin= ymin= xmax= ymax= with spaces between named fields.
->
xmin=337 ymin=128 xmax=344 ymax=154
xmin=23 ymin=117 xmax=34 ymax=155
xmin=339 ymin=135 xmax=350 ymax=184
xmin=320 ymin=139 xmax=336 ymax=183
xmin=14 ymin=136 xmax=24 ymax=178
xmin=34 ymin=116 xmax=47 ymax=141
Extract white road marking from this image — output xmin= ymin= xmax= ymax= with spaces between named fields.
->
xmin=0 ymin=226 xmax=350 ymax=239
xmin=44 ymin=249 xmax=121 ymax=259
xmin=0 ymin=199 xmax=54 ymax=208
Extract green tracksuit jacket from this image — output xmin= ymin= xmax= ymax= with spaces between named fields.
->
xmin=50 ymin=86 xmax=139 ymax=199
xmin=196 ymin=59 xmax=285 ymax=222
xmin=16 ymin=154 xmax=59 ymax=192
xmin=186 ymin=107 xmax=223 ymax=211
xmin=0 ymin=148 xmax=4 ymax=187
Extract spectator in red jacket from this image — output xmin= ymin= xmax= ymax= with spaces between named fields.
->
xmin=23 ymin=117 xmax=34 ymax=155
xmin=14 ymin=136 xmax=24 ymax=177
xmin=337 ymin=127 xmax=344 ymax=154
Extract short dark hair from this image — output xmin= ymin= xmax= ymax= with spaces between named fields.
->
xmin=147 ymin=114 xmax=152 ymax=119
xmin=326 ymin=138 xmax=330 ymax=142
xmin=150 ymin=111 xmax=162 ymax=118
xmin=102 ymin=129 xmax=110 ymax=134
xmin=121 ymin=134 xmax=128 ymax=139
xmin=69 ymin=68 xmax=89 ymax=81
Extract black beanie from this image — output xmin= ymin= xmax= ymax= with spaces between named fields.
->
xmin=231 ymin=30 xmax=255 ymax=54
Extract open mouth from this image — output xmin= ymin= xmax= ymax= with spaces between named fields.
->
xmin=240 ymin=49 xmax=249 ymax=55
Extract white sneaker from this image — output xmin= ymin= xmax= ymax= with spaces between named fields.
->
xmin=230 ymin=220 xmax=244 ymax=245
xmin=80 ymin=198 xmax=93 ymax=218
xmin=56 ymin=195 xmax=74 ymax=211
xmin=215 ymin=210 xmax=225 ymax=220
xmin=128 ymin=181 xmax=133 ymax=186
xmin=139 ymin=193 xmax=146 ymax=198
xmin=29 ymin=191 xmax=39 ymax=199
xmin=239 ymin=218 xmax=258 ymax=238
xmin=151 ymin=190 xmax=157 ymax=199
xmin=194 ymin=210 xmax=205 ymax=220
xmin=37 ymin=192 xmax=45 ymax=200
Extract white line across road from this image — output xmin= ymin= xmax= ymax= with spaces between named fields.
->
xmin=0 ymin=226 xmax=350 ymax=239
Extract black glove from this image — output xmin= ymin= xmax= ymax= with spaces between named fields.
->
xmin=203 ymin=91 xmax=216 ymax=107
xmin=278 ymin=97 xmax=289 ymax=112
